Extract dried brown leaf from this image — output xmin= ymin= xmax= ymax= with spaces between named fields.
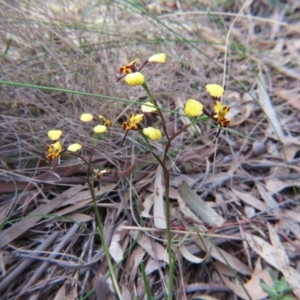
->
xmin=256 ymin=183 xmax=279 ymax=217
xmin=244 ymin=205 xmax=256 ymax=218
xmin=126 ymin=246 xmax=145 ymax=290
xmin=145 ymin=257 xmax=166 ymax=275
xmin=178 ymin=181 xmax=224 ymax=226
xmin=54 ymin=284 xmax=66 ymax=300
xmin=220 ymin=258 xmax=272 ymax=300
xmin=245 ymin=232 xmax=284 ymax=270
xmin=257 ymin=72 xmax=285 ymax=140
xmin=195 ymin=237 xmax=251 ymax=275
xmin=153 ymin=165 xmax=166 ymax=229
xmin=0 ymin=185 xmax=84 ymax=249
xmin=281 ymin=266 xmax=300 ymax=298
xmin=267 ymin=222 xmax=289 ymax=266
xmin=140 ymin=193 xmax=154 ymax=218
xmin=109 ymin=222 xmax=129 ymax=263
xmin=93 ymin=273 xmax=114 ymax=300
xmin=116 ymin=159 xmax=136 ymax=178
xmin=229 ymin=102 xmax=253 ymax=127
xmin=266 ymin=178 xmax=300 ymax=194
xmin=180 ymin=244 xmax=207 ymax=264
xmin=61 ymin=183 xmax=116 ymax=207
xmin=129 ymin=231 xmax=169 ymax=264
xmin=276 ymin=89 xmax=300 ymax=111
xmin=281 ymin=219 xmax=300 ymax=241
xmin=64 ymin=213 xmax=93 ymax=223
xmin=284 ymin=209 xmax=300 ymax=223
xmin=121 ymin=285 xmax=131 ymax=300
xmin=177 ymin=194 xmax=203 ymax=224
xmin=232 ymin=188 xmax=268 ymax=212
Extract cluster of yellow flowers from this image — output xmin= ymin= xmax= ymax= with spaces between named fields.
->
xmin=184 ymin=83 xmax=230 ymax=128
xmin=80 ymin=113 xmax=112 ymax=133
xmin=46 ymin=130 xmax=82 ymax=166
xmin=117 ymin=53 xmax=168 ymax=142
xmin=46 ymin=113 xmax=111 ymax=167
xmin=117 ymin=53 xmax=167 ymax=86
xmin=46 ymin=52 xmax=231 ymax=165
xmin=121 ymin=111 xmax=162 ymax=142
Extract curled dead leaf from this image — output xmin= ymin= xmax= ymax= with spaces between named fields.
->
xmin=180 ymin=244 xmax=210 ymax=264
xmin=115 ymin=159 xmax=136 ymax=178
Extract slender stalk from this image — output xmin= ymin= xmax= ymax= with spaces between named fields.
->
xmin=142 ymin=82 xmax=170 ymax=141
xmin=140 ymin=83 xmax=174 ymax=299
xmin=141 ymin=81 xmax=208 ymax=299
xmin=140 ymin=261 xmax=152 ymax=300
xmin=88 ymin=181 xmax=123 ymax=299
xmin=71 ymin=149 xmax=123 ymax=299
xmin=149 ymin=151 xmax=174 ymax=300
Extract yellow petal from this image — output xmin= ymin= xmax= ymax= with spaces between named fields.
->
xmin=134 ymin=114 xmax=144 ymax=123
xmin=128 ymin=58 xmax=139 ymax=65
xmin=141 ymin=102 xmax=157 ymax=113
xmin=148 ymin=53 xmax=167 ymax=63
xmin=205 ymin=84 xmax=224 ymax=98
xmin=80 ymin=113 xmax=94 ymax=122
xmin=47 ymin=130 xmax=63 ymax=141
xmin=124 ymin=72 xmax=145 ymax=86
xmin=52 ymin=141 xmax=62 ymax=152
xmin=99 ymin=115 xmax=112 ymax=126
xmin=213 ymin=101 xmax=224 ymax=114
xmin=93 ymin=125 xmax=107 ymax=133
xmin=184 ymin=99 xmax=203 ymax=117
xmin=67 ymin=143 xmax=82 ymax=152
xmin=143 ymin=127 xmax=162 ymax=141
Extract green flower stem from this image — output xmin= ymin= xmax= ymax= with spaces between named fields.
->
xmin=142 ymin=82 xmax=170 ymax=141
xmin=70 ymin=150 xmax=123 ymax=300
xmin=151 ymin=152 xmax=174 ymax=300
xmin=140 ymin=83 xmax=209 ymax=300
xmin=89 ymin=182 xmax=123 ymax=300
xmin=139 ymin=132 xmax=174 ymax=300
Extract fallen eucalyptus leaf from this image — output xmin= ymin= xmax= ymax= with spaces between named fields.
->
xmin=178 ymin=181 xmax=224 ymax=226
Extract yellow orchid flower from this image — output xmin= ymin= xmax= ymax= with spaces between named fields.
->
xmin=213 ymin=101 xmax=230 ymax=127
xmin=99 ymin=115 xmax=112 ymax=126
xmin=46 ymin=141 xmax=62 ymax=162
xmin=124 ymin=72 xmax=145 ymax=86
xmin=143 ymin=127 xmax=162 ymax=141
xmin=47 ymin=130 xmax=63 ymax=141
xmin=122 ymin=113 xmax=144 ymax=131
xmin=117 ymin=54 xmax=167 ymax=85
xmin=205 ymin=84 xmax=224 ymax=99
xmin=94 ymin=125 xmax=108 ymax=133
xmin=141 ymin=102 xmax=157 ymax=113
xmin=119 ymin=58 xmax=139 ymax=74
xmin=80 ymin=113 xmax=94 ymax=122
xmin=184 ymin=99 xmax=203 ymax=117
xmin=148 ymin=53 xmax=167 ymax=63
xmin=67 ymin=143 xmax=82 ymax=152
